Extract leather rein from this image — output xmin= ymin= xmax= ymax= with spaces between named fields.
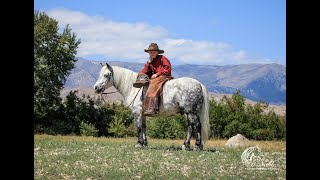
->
xmin=100 ymin=87 xmax=142 ymax=107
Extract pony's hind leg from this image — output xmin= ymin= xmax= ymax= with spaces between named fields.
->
xmin=189 ymin=113 xmax=203 ymax=150
xmin=182 ymin=114 xmax=192 ymax=151
xmin=182 ymin=113 xmax=203 ymax=150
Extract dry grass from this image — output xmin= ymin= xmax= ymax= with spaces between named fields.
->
xmin=34 ymin=134 xmax=286 ymax=179
xmin=147 ymin=138 xmax=285 ymax=152
xmin=34 ymin=135 xmax=286 ymax=180
xmin=35 ymin=135 xmax=286 ymax=152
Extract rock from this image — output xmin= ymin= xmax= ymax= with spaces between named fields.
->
xmin=225 ymin=134 xmax=250 ymax=148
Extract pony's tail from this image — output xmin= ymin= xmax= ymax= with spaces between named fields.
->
xmin=200 ymin=84 xmax=211 ymax=144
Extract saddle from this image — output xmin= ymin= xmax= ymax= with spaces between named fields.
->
xmin=133 ymin=73 xmax=172 ymax=116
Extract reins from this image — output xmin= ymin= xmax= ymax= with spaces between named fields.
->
xmin=128 ymin=87 xmax=142 ymax=107
xmin=102 ymin=91 xmax=118 ymax=95
xmin=100 ymin=87 xmax=142 ymax=107
xmin=100 ymin=91 xmax=118 ymax=104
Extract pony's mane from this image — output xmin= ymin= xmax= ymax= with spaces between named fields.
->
xmin=112 ymin=66 xmax=138 ymax=98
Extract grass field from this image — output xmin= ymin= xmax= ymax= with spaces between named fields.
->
xmin=34 ymin=135 xmax=286 ymax=179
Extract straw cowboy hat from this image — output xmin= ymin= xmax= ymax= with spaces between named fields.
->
xmin=144 ymin=43 xmax=164 ymax=54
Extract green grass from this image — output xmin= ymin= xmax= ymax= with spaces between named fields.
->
xmin=34 ymin=135 xmax=286 ymax=179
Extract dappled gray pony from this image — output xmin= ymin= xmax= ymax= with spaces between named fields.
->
xmin=94 ymin=63 xmax=210 ymax=150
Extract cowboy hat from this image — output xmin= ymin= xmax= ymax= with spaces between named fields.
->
xmin=144 ymin=43 xmax=164 ymax=54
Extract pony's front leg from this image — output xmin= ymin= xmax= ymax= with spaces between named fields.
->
xmin=141 ymin=114 xmax=147 ymax=146
xmin=135 ymin=113 xmax=148 ymax=148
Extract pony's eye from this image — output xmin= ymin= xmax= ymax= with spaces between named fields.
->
xmin=104 ymin=74 xmax=109 ymax=78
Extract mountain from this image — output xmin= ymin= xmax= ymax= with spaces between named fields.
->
xmin=63 ymin=58 xmax=286 ymax=105
xmin=173 ymin=63 xmax=286 ymax=104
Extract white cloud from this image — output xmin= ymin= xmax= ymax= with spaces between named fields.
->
xmin=46 ymin=8 xmax=276 ymax=65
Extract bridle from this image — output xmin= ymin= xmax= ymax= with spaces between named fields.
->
xmin=97 ymin=62 xmax=143 ymax=107
xmin=100 ymin=91 xmax=118 ymax=104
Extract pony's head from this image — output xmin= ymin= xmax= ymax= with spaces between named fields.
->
xmin=94 ymin=63 xmax=114 ymax=94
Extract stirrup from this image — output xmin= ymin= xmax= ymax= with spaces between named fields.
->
xmin=144 ymin=109 xmax=154 ymax=116
xmin=144 ymin=108 xmax=159 ymax=116
xmin=133 ymin=80 xmax=149 ymax=88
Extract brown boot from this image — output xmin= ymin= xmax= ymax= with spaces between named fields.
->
xmin=144 ymin=108 xmax=156 ymax=116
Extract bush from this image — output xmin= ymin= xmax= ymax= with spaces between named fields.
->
xmin=209 ymin=91 xmax=286 ymax=140
xmin=126 ymin=122 xmax=138 ymax=137
xmin=103 ymin=103 xmax=135 ymax=137
xmin=147 ymin=114 xmax=186 ymax=139
xmin=108 ymin=115 xmax=127 ymax=137
xmin=80 ymin=122 xmax=98 ymax=137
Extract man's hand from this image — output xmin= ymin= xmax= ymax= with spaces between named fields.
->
xmin=151 ymin=74 xmax=158 ymax=79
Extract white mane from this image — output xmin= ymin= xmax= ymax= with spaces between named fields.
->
xmin=111 ymin=66 xmax=139 ymax=103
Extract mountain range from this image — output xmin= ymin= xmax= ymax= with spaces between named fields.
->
xmin=63 ymin=58 xmax=286 ymax=105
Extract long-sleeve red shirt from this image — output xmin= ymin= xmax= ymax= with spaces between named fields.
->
xmin=139 ymin=55 xmax=172 ymax=78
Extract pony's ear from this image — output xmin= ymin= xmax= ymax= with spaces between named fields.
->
xmin=105 ymin=62 xmax=114 ymax=76
xmin=105 ymin=62 xmax=111 ymax=68
xmin=100 ymin=62 xmax=103 ymax=67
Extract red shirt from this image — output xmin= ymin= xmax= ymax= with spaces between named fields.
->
xmin=139 ymin=55 xmax=172 ymax=78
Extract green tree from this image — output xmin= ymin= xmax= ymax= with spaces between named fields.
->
xmin=209 ymin=91 xmax=286 ymax=140
xmin=34 ymin=10 xmax=81 ymax=125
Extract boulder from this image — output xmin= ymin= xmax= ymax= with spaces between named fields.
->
xmin=225 ymin=134 xmax=250 ymax=148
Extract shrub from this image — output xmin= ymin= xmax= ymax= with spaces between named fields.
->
xmin=108 ymin=115 xmax=127 ymax=137
xmin=80 ymin=122 xmax=98 ymax=137
xmin=209 ymin=91 xmax=286 ymax=140
xmin=147 ymin=114 xmax=186 ymax=139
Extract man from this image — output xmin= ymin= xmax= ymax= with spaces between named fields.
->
xmin=134 ymin=43 xmax=172 ymax=116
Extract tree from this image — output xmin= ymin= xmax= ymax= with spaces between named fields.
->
xmin=34 ymin=10 xmax=81 ymax=124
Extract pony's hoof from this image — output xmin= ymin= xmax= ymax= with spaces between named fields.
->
xmin=182 ymin=145 xmax=191 ymax=151
xmin=193 ymin=145 xmax=203 ymax=151
xmin=135 ymin=143 xmax=147 ymax=148
xmin=135 ymin=144 xmax=144 ymax=148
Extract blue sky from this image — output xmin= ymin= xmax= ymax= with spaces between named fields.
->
xmin=34 ymin=0 xmax=286 ymax=66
